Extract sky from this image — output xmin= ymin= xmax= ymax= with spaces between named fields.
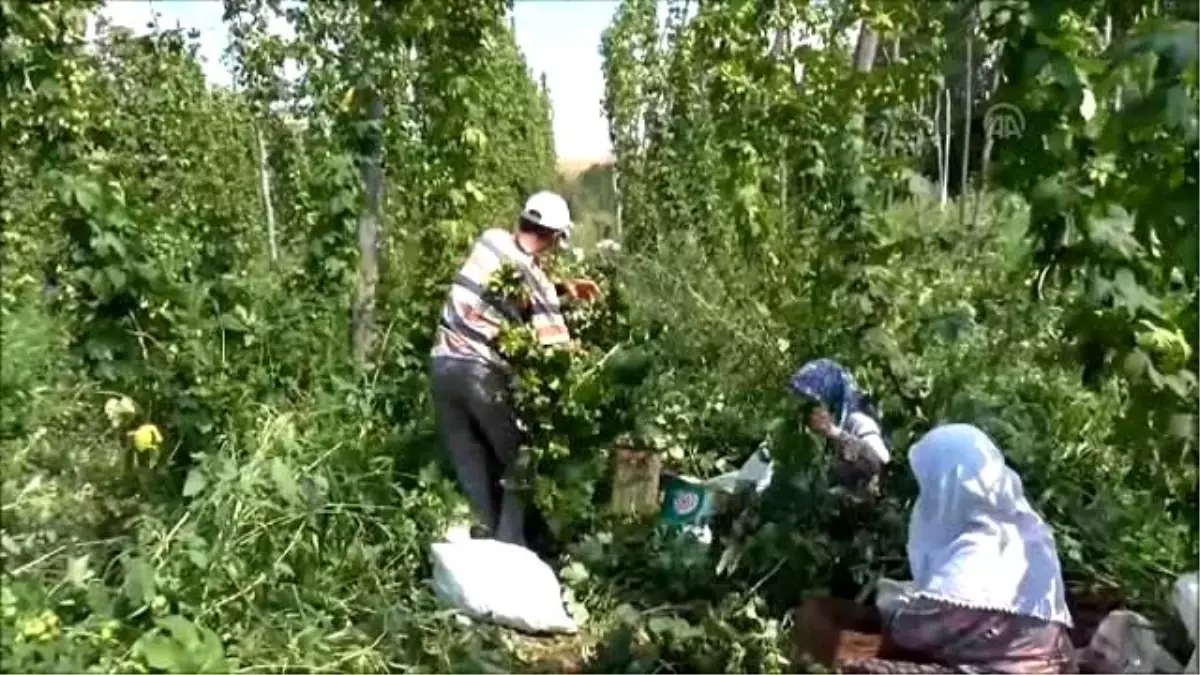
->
xmin=98 ymin=0 xmax=623 ymax=161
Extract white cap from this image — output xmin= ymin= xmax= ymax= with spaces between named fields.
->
xmin=520 ymin=191 xmax=573 ymax=233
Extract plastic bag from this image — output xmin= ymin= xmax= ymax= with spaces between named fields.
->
xmin=706 ymin=444 xmax=774 ymax=496
xmin=682 ymin=523 xmax=713 ymax=545
xmin=734 ymin=444 xmax=774 ymax=494
xmin=874 ymin=577 xmax=916 ymax=621
xmin=1174 ymin=572 xmax=1198 ymax=673
xmin=1084 ymin=610 xmax=1181 ymax=674
xmin=431 ymin=539 xmax=579 ymax=635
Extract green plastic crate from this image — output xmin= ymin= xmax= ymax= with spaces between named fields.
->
xmin=659 ymin=474 xmax=720 ymax=527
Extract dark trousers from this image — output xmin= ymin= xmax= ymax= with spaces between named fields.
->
xmin=430 ymin=356 xmax=533 ymax=547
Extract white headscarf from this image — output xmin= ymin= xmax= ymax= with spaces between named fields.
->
xmin=906 ymin=424 xmax=1073 ymax=626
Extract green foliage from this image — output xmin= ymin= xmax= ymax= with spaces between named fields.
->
xmin=984 ymin=2 xmax=1198 ymax=468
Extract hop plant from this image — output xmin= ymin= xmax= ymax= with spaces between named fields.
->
xmin=104 ymin=396 xmax=137 ymax=428
xmin=129 ymin=423 xmax=163 ymax=453
xmin=1134 ymin=319 xmax=1192 ymax=373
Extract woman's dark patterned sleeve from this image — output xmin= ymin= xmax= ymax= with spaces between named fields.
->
xmin=829 ymin=432 xmax=884 ymax=495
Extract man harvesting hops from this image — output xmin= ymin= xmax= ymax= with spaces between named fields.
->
xmin=429 ymin=191 xmax=600 ymax=551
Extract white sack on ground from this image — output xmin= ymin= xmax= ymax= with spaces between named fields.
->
xmin=431 ymin=538 xmax=579 ymax=635
xmin=1174 ymin=572 xmax=1198 ymax=673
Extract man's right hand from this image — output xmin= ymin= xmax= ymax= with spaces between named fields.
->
xmin=563 ymin=278 xmax=602 ymax=302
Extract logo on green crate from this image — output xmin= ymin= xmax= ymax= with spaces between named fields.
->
xmin=673 ymin=491 xmax=700 ymax=516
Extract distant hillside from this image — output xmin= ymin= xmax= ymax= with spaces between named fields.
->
xmin=554 ymin=157 xmax=617 ymax=245
xmin=557 ymin=157 xmax=613 ymax=180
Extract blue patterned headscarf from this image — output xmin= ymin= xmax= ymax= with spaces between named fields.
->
xmin=788 ymin=358 xmax=877 ymax=428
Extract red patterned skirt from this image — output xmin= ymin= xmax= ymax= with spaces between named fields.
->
xmin=840 ymin=597 xmax=1077 ymax=674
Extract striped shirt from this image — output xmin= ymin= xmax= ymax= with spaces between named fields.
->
xmin=431 ymin=228 xmax=571 ymax=366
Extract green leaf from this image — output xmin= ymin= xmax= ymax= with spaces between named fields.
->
xmin=1161 ymin=372 xmax=1196 ymax=399
xmin=463 ymin=126 xmax=488 ymax=148
xmin=137 ymin=634 xmax=185 ymax=672
xmin=646 ymin=615 xmax=676 ymax=635
xmin=87 ymin=582 xmax=115 ymax=615
xmin=1118 ymin=19 xmax=1200 ymax=68
xmin=134 ymin=616 xmax=228 ymax=673
xmin=158 ymin=615 xmax=200 ymax=649
xmin=1085 ymin=208 xmax=1139 ymax=256
xmin=1163 ymin=85 xmax=1197 ymax=134
xmin=122 ymin=556 xmax=156 ymax=606
xmin=218 ymin=311 xmax=248 ymax=332
xmin=182 ymin=469 xmax=208 ymax=497
xmin=1177 ymin=227 xmax=1199 ymax=278
xmin=72 ymin=179 xmax=103 ymax=213
xmin=104 ymin=266 xmax=127 ymax=291
xmin=186 ymin=546 xmax=210 ymax=570
xmin=269 ymin=458 xmax=301 ymax=505
xmin=1109 ymin=269 xmax=1161 ymax=317
xmin=66 ymin=554 xmax=93 ymax=587
xmin=560 ymin=561 xmax=590 ymax=583
xmin=1121 ymin=347 xmax=1155 ymax=380
xmin=194 ymin=625 xmax=228 ymax=672
xmin=1168 ymin=414 xmax=1197 ymax=440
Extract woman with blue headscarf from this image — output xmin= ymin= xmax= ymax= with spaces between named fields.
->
xmin=789 ymin=358 xmax=890 ymax=497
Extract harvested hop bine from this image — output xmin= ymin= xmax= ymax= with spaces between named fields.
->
xmin=128 ymin=423 xmax=163 ymax=453
xmin=485 ymin=259 xmax=637 ymax=529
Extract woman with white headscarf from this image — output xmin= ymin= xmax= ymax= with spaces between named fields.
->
xmin=841 ymin=424 xmax=1077 ymax=674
